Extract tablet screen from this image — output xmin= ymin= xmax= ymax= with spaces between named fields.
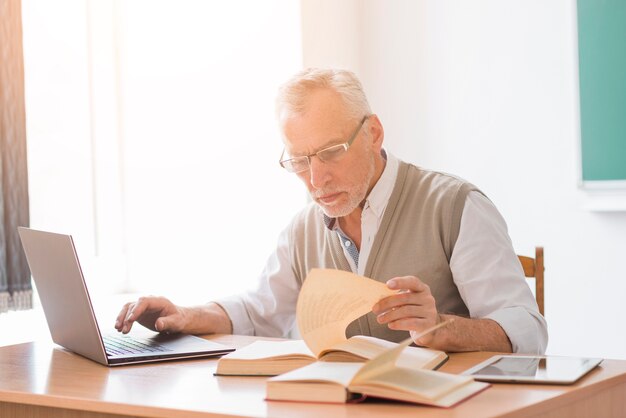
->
xmin=464 ymin=355 xmax=603 ymax=384
xmin=472 ymin=356 xmax=544 ymax=377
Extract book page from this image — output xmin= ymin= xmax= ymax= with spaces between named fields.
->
xmin=320 ymin=335 xmax=446 ymax=370
xmin=351 ymin=321 xmax=452 ymax=383
xmin=296 ymin=269 xmax=395 ymax=357
xmin=321 ymin=335 xmax=398 ymax=360
xmin=351 ymin=337 xmax=414 ymax=383
xmin=354 ymin=367 xmax=473 ymax=401
xmin=269 ymin=360 xmax=362 ymax=387
xmin=220 ymin=340 xmax=314 ymax=360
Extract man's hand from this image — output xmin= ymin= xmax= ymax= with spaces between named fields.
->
xmin=115 ymin=296 xmax=188 ymax=334
xmin=371 ymin=276 xmax=442 ymax=346
xmin=114 ymin=297 xmax=233 ymax=336
xmin=372 ymin=275 xmax=513 ymax=352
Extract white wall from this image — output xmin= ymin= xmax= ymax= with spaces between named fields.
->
xmin=302 ymin=0 xmax=626 ymax=359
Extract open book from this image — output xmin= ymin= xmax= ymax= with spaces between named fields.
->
xmin=216 ymin=269 xmax=446 ymax=376
xmin=267 ymin=327 xmax=490 ymax=406
xmin=215 ymin=335 xmax=447 ymax=376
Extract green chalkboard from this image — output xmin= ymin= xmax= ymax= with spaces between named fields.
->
xmin=577 ymin=0 xmax=626 ymax=184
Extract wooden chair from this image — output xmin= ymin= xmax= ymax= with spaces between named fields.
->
xmin=517 ymin=247 xmax=544 ymax=316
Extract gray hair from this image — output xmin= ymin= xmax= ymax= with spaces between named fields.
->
xmin=276 ymin=68 xmax=372 ymax=122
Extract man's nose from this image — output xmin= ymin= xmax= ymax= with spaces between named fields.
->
xmin=308 ymin=156 xmax=330 ymax=189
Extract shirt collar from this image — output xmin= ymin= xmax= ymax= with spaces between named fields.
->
xmin=322 ymin=149 xmax=399 ymax=230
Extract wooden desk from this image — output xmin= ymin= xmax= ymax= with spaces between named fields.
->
xmin=1 ymin=334 xmax=625 ymax=418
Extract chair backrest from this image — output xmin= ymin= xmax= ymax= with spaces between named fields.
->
xmin=517 ymin=246 xmax=544 ymax=316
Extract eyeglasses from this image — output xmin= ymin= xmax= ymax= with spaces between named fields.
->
xmin=279 ymin=116 xmax=369 ymax=173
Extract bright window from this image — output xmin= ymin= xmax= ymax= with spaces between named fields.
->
xmin=23 ymin=0 xmax=305 ymax=310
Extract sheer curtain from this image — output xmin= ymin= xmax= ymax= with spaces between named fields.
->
xmin=0 ymin=0 xmax=32 ymax=313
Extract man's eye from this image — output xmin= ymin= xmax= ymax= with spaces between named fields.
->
xmin=291 ymin=158 xmax=308 ymax=168
xmin=320 ymin=146 xmax=345 ymax=161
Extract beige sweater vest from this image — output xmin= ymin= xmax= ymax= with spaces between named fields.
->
xmin=289 ymin=161 xmax=478 ymax=342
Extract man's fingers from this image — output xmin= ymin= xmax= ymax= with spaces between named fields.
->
xmin=386 ymin=276 xmax=427 ymax=292
xmin=373 ymin=292 xmax=417 ymax=313
xmin=375 ymin=304 xmax=427 ymax=325
xmin=155 ymin=315 xmax=181 ymax=333
xmin=118 ymin=298 xmax=151 ymax=333
xmin=155 ymin=317 xmax=167 ymax=332
xmin=127 ymin=297 xmax=151 ymax=321
xmin=114 ymin=296 xmax=179 ymax=334
xmin=387 ymin=317 xmax=432 ymax=331
xmin=119 ymin=302 xmax=139 ymax=333
xmin=115 ymin=302 xmax=132 ymax=331
xmin=372 ymin=288 xmax=434 ymax=315
xmin=121 ymin=307 xmax=135 ymax=333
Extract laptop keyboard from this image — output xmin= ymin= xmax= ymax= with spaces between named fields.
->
xmin=103 ymin=334 xmax=173 ymax=356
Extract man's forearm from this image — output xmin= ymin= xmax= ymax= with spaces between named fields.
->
xmin=181 ymin=302 xmax=233 ymax=335
xmin=424 ymin=315 xmax=513 ymax=352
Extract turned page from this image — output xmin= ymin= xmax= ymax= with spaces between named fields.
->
xmin=296 ymin=269 xmax=395 ymax=357
xmin=351 ymin=321 xmax=454 ymax=384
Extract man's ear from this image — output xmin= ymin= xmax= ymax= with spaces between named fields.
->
xmin=367 ymin=114 xmax=384 ymax=151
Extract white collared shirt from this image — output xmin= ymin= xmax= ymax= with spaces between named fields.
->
xmin=325 ymin=152 xmax=398 ymax=275
xmin=216 ymin=152 xmax=548 ymax=354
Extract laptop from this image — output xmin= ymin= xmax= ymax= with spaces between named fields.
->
xmin=18 ymin=227 xmax=235 ymax=366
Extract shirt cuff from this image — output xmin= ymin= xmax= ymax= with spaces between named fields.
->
xmin=212 ymin=295 xmax=256 ymax=336
xmin=486 ymin=307 xmax=548 ymax=354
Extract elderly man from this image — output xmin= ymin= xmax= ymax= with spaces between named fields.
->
xmin=116 ymin=68 xmax=547 ymax=353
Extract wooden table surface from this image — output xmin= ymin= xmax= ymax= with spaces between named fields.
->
xmin=1 ymin=334 xmax=625 ymax=418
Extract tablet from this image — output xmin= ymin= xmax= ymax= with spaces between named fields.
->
xmin=462 ymin=355 xmax=603 ymax=384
